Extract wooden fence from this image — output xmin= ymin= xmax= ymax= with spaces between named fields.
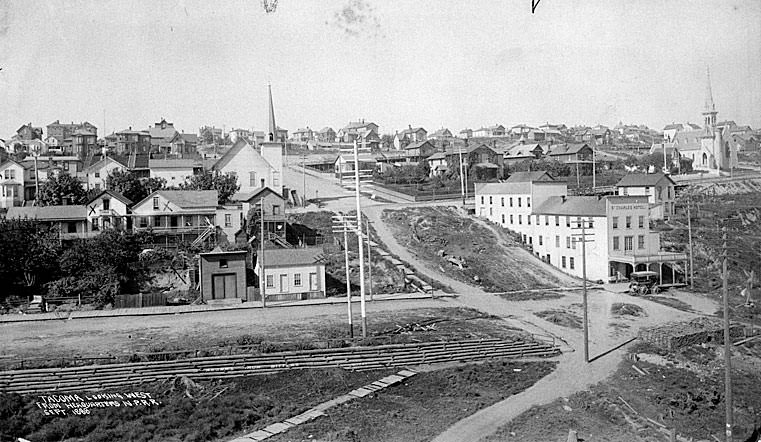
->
xmin=113 ymin=292 xmax=170 ymax=309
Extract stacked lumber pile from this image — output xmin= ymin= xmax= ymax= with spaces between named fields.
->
xmin=639 ymin=317 xmax=744 ymax=351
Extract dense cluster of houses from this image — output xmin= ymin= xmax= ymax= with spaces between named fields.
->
xmin=0 ymin=88 xmax=326 ymax=304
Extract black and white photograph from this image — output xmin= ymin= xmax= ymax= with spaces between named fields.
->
xmin=1 ymin=1 xmax=761 ymax=441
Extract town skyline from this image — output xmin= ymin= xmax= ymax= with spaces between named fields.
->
xmin=1 ymin=0 xmax=760 ymax=137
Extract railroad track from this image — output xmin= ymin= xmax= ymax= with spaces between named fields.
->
xmin=0 ymin=338 xmax=560 ymax=394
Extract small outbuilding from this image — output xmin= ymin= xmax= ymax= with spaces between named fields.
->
xmin=199 ymin=247 xmax=248 ymax=301
xmin=256 ymin=248 xmax=326 ymax=302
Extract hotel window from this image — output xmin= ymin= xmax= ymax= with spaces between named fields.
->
xmin=153 ymin=197 xmax=159 ymax=210
xmin=566 ymin=216 xmax=570 ymax=227
xmin=501 ymin=197 xmax=504 ymax=207
xmin=539 ymin=236 xmax=543 ymax=246
xmin=249 ymin=171 xmax=257 ymax=187
xmin=638 ymin=216 xmax=644 ymax=228
xmin=528 ymin=237 xmax=532 ymax=245
xmin=566 ymin=236 xmax=571 ymax=248
xmin=489 ymin=196 xmax=492 ymax=205
xmin=638 ymin=235 xmax=645 ymax=249
xmin=624 ymin=236 xmax=633 ymax=251
xmin=489 ymin=208 xmax=493 ymax=216
xmin=571 ymin=237 xmax=577 ymax=249
xmin=527 ymin=197 xmax=531 ymax=207
xmin=555 ymin=216 xmax=559 ymax=226
xmin=562 ymin=256 xmax=566 ymax=268
xmin=481 ymin=196 xmax=484 ymax=204
xmin=510 ymin=215 xmax=513 ymax=224
xmin=518 ymin=197 xmax=522 ymax=207
xmin=612 ymin=217 xmax=618 ymax=229
xmin=613 ymin=236 xmax=620 ymax=250
xmin=225 ymin=213 xmax=232 ymax=227
xmin=294 ymin=273 xmax=302 ymax=286
xmin=266 ymin=275 xmax=274 ymax=288
xmin=501 ymin=214 xmax=505 ymax=224
xmin=625 ymin=216 xmax=631 ymax=228
xmin=569 ymin=257 xmax=575 ymax=269
xmin=528 ymin=215 xmax=531 ymax=225
xmin=545 ymin=216 xmax=549 ymax=226
xmin=518 ymin=214 xmax=522 ymax=224
xmin=555 ymin=235 xmax=560 ymax=247
xmin=219 ymin=259 xmax=228 ymax=269
xmin=509 ymin=197 xmax=513 ymax=207
xmin=536 ymin=215 xmax=540 ymax=224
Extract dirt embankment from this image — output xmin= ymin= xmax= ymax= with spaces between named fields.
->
xmin=382 ymin=206 xmax=577 ymax=292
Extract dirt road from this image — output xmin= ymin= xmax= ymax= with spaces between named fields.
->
xmin=363 ymin=204 xmax=697 ymax=442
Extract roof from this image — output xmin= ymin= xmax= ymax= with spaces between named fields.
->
xmin=87 ymin=189 xmax=133 ymax=206
xmin=7 ymin=205 xmax=87 ymax=221
xmin=262 ymin=248 xmax=323 ymax=267
xmin=148 ymin=159 xmax=197 ymax=169
xmin=505 ymin=171 xmax=555 ymax=183
xmin=616 ymin=172 xmax=675 ymax=187
xmin=181 ymin=133 xmax=199 ymax=143
xmin=426 ymin=152 xmax=447 ymax=160
xmin=230 ymin=187 xmax=284 ymax=202
xmin=404 ymin=140 xmax=435 ymax=151
xmin=0 ymin=159 xmax=25 ymax=170
xmin=85 ymin=155 xmax=129 ymax=172
xmin=475 ymin=182 xmax=531 ymax=195
xmin=213 ymin=139 xmax=273 ymax=171
xmin=200 ymin=246 xmax=247 ymax=257
xmin=318 ymin=127 xmax=334 ymax=133
xmin=547 ymin=143 xmax=590 ymax=156
xmin=430 ymin=128 xmax=452 ymax=137
xmin=149 ymin=124 xmax=179 ymax=140
xmin=136 ymin=190 xmax=218 ymax=209
xmin=533 ymin=196 xmax=607 ymax=217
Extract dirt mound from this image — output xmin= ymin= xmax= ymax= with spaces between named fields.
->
xmin=611 ymin=303 xmax=646 ymax=317
xmin=534 ymin=309 xmax=583 ymax=329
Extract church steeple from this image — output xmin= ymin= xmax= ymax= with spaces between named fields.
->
xmin=702 ymin=67 xmax=718 ymax=130
xmin=267 ymin=84 xmax=277 ymax=142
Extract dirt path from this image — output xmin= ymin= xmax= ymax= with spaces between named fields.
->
xmin=364 ymin=205 xmax=697 ymax=442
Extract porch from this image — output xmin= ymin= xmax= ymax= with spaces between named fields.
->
xmin=608 ymin=251 xmax=688 ymax=286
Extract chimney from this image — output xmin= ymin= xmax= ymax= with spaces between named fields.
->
xmin=409 ymin=125 xmax=412 ymax=130
xmin=561 ymin=195 xmax=567 ymax=203
xmin=261 ymin=178 xmax=265 ymax=188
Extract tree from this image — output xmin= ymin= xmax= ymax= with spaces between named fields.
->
xmin=106 ymin=169 xmax=166 ymax=203
xmin=200 ymin=127 xmax=215 ymax=145
xmin=0 ymin=218 xmax=61 ymax=295
xmin=380 ymin=134 xmax=394 ymax=150
xmin=36 ymin=172 xmax=87 ymax=206
xmin=180 ymin=170 xmax=240 ymax=204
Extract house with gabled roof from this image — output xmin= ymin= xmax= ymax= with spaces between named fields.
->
xmin=255 ymin=248 xmax=327 ymax=301
xmin=393 ymin=126 xmax=427 ymax=150
xmin=6 ymin=205 xmax=93 ymax=240
xmin=505 ymin=170 xmax=555 ymax=183
xmin=0 ymin=159 xmax=25 ymax=208
xmin=473 ymin=124 xmax=506 ymax=138
xmin=211 ymin=139 xmax=278 ymax=195
xmin=84 ymin=155 xmax=129 ymax=191
xmin=149 ymin=118 xmax=180 ymax=153
xmin=316 ymin=127 xmax=336 ymax=143
xmin=86 ymin=189 xmax=132 ymax=232
xmin=429 ymin=128 xmax=453 ymax=140
xmin=131 ymin=189 xmax=243 ymax=248
xmin=404 ymin=140 xmax=437 ymax=163
xmin=231 ymin=186 xmax=287 ymax=245
xmin=545 ymin=143 xmax=593 ymax=164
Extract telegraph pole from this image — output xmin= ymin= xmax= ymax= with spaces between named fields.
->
xmin=572 ymin=217 xmax=595 ymax=363
xmin=352 ymin=140 xmax=368 ymax=338
xmin=332 ymin=213 xmax=357 ymax=338
xmin=366 ymin=217 xmax=373 ymax=301
xmin=458 ymin=143 xmax=465 ymax=206
xmin=301 ymin=154 xmax=307 ymax=206
xmin=687 ymin=198 xmax=694 ymax=289
xmin=721 ymin=227 xmax=733 ymax=442
xmin=260 ymin=179 xmax=266 ymax=308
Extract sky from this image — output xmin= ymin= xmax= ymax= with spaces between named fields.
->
xmin=0 ymin=0 xmax=760 ymax=138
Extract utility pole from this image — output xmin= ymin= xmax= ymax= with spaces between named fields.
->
xmin=332 ymin=213 xmax=357 ymax=338
xmin=260 ymin=178 xmax=266 ymax=308
xmin=458 ymin=143 xmax=465 ymax=206
xmin=592 ymin=149 xmax=596 ymax=189
xmin=721 ymin=227 xmax=733 ymax=442
xmin=687 ymin=198 xmax=694 ymax=289
xmin=366 ymin=217 xmax=373 ymax=301
xmin=352 ymin=140 xmax=368 ymax=338
xmin=301 ymin=154 xmax=307 ymax=206
xmin=572 ymin=217 xmax=595 ymax=363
